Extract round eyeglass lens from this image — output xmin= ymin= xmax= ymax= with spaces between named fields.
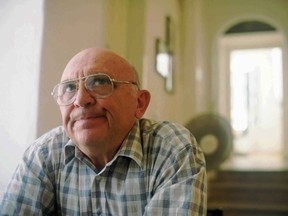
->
xmin=86 ymin=74 xmax=113 ymax=97
xmin=56 ymin=81 xmax=77 ymax=105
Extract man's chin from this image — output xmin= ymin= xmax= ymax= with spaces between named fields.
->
xmin=72 ymin=126 xmax=108 ymax=144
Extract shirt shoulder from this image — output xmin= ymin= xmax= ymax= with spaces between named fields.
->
xmin=27 ymin=126 xmax=68 ymax=152
xmin=139 ymin=118 xmax=195 ymax=150
xmin=23 ymin=126 xmax=69 ymax=171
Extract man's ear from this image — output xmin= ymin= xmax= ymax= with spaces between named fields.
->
xmin=135 ymin=90 xmax=151 ymax=119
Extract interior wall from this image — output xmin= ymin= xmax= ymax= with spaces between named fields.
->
xmin=142 ymin=0 xmax=188 ymax=124
xmin=104 ymin=0 xmax=129 ymax=56
xmin=104 ymin=0 xmax=145 ymax=80
xmin=181 ymin=0 xmax=208 ymax=122
xmin=126 ymin=0 xmax=146 ymax=79
xmin=0 ymin=0 xmax=44 ymax=192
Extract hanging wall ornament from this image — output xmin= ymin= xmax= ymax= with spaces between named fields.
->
xmin=155 ymin=16 xmax=174 ymax=93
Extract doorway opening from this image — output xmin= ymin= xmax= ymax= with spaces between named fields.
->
xmin=230 ymin=47 xmax=283 ymax=155
xmin=216 ymin=21 xmax=287 ymax=170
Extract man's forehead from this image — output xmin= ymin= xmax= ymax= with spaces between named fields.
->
xmin=61 ymin=51 xmax=109 ymax=78
xmin=61 ymin=48 xmax=134 ymax=81
xmin=69 ymin=49 xmax=110 ymax=66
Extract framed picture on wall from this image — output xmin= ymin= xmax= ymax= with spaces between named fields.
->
xmin=155 ymin=16 xmax=174 ymax=93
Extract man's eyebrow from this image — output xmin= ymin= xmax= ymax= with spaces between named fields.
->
xmin=61 ymin=78 xmax=76 ymax=83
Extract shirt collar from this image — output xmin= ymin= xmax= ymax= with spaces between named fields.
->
xmin=64 ymin=140 xmax=76 ymax=165
xmin=116 ymin=120 xmax=143 ymax=168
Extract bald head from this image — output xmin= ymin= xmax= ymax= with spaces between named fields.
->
xmin=61 ymin=48 xmax=139 ymax=85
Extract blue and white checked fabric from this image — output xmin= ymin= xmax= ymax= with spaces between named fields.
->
xmin=0 ymin=119 xmax=207 ymax=215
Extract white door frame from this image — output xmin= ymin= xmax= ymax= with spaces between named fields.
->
xmin=215 ymin=31 xmax=288 ymax=157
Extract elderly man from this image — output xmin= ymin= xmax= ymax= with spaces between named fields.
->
xmin=0 ymin=48 xmax=207 ymax=215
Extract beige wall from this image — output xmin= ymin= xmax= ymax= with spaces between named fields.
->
xmin=143 ymin=0 xmax=186 ymax=123
xmin=104 ymin=0 xmax=145 ymax=82
xmin=0 ymin=0 xmax=44 ymax=192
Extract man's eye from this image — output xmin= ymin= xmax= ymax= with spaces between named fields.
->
xmin=62 ymin=83 xmax=76 ymax=93
xmin=90 ymin=76 xmax=110 ymax=87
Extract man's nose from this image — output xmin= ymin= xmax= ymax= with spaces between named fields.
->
xmin=73 ymin=84 xmax=96 ymax=107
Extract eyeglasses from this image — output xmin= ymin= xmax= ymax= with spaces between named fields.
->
xmin=51 ymin=73 xmax=139 ymax=106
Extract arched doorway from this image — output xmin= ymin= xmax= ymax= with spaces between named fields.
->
xmin=215 ymin=20 xmax=288 ymax=170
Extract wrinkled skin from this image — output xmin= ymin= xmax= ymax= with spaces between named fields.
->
xmin=59 ymin=48 xmax=151 ymax=169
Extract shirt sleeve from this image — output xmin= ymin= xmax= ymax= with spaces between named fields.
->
xmin=144 ymin=127 xmax=207 ymax=216
xmin=0 ymin=144 xmax=56 ymax=215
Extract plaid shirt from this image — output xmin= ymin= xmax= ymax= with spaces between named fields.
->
xmin=0 ymin=119 xmax=207 ymax=215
